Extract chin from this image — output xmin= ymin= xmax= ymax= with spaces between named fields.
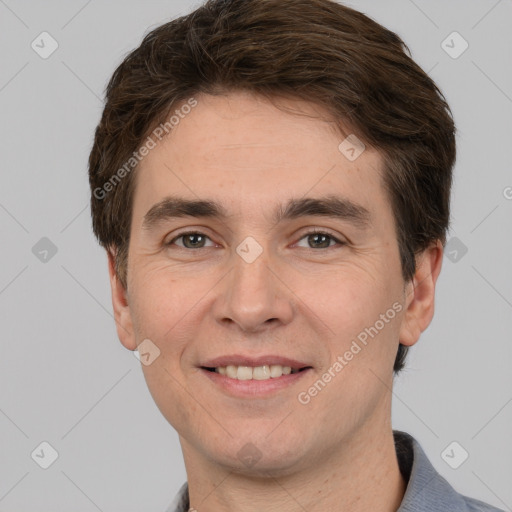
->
xmin=205 ymin=433 xmax=311 ymax=477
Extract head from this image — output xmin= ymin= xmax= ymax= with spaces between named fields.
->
xmin=89 ymin=0 xmax=455 ymax=474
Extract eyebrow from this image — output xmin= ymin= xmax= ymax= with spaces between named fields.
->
xmin=142 ymin=194 xmax=371 ymax=232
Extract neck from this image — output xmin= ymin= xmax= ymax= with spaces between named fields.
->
xmin=180 ymin=424 xmax=406 ymax=512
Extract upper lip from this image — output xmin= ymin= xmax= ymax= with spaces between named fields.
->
xmin=200 ymin=354 xmax=311 ymax=370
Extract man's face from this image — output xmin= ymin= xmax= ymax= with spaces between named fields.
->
xmin=113 ymin=91 xmax=415 ymax=475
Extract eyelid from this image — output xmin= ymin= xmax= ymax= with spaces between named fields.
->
xmin=296 ymin=227 xmax=344 ymax=240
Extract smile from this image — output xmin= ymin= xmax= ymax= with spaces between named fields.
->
xmin=203 ymin=364 xmax=309 ymax=380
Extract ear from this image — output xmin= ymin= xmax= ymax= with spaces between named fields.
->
xmin=399 ymin=240 xmax=444 ymax=347
xmin=107 ymin=247 xmax=137 ymax=351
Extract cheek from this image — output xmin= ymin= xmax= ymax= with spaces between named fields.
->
xmin=313 ymin=271 xmax=401 ymax=363
xmin=128 ymin=270 xmax=194 ymax=355
xmin=140 ymin=360 xmax=200 ymax=436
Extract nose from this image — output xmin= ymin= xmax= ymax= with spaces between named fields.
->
xmin=213 ymin=240 xmax=294 ymax=333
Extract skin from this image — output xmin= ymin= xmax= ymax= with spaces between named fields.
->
xmin=108 ymin=91 xmax=443 ymax=512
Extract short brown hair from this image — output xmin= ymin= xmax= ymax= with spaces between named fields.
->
xmin=88 ymin=0 xmax=456 ymax=374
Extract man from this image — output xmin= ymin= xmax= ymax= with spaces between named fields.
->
xmin=88 ymin=0 xmax=503 ymax=510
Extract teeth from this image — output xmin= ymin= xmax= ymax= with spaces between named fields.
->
xmin=253 ymin=365 xmax=270 ymax=380
xmin=226 ymin=365 xmax=238 ymax=379
xmin=214 ymin=364 xmax=297 ymax=380
xmin=237 ymin=366 xmax=253 ymax=380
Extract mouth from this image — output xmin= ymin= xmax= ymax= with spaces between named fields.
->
xmin=198 ymin=356 xmax=313 ymax=397
xmin=201 ymin=364 xmax=311 ymax=381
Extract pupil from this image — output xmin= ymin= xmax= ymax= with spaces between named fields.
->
xmin=186 ymin=234 xmax=203 ymax=247
xmin=310 ymin=233 xmax=329 ymax=248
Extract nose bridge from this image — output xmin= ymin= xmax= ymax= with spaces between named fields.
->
xmin=217 ymin=235 xmax=293 ymax=331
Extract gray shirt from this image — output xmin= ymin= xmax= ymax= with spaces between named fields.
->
xmin=165 ymin=430 xmax=504 ymax=512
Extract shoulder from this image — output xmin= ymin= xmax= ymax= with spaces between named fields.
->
xmin=393 ymin=430 xmax=505 ymax=512
xmin=463 ymin=496 xmax=505 ymax=512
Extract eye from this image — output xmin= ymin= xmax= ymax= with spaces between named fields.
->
xmin=295 ymin=229 xmax=345 ymax=249
xmin=165 ymin=229 xmax=346 ymax=250
xmin=166 ymin=231 xmax=216 ymax=249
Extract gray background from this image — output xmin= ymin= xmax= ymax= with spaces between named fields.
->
xmin=0 ymin=0 xmax=511 ymax=510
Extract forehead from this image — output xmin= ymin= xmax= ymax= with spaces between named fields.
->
xmin=131 ymin=91 xmax=389 ymax=227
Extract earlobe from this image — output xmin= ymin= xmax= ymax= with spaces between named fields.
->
xmin=107 ymin=248 xmax=137 ymax=351
xmin=398 ymin=240 xmax=444 ymax=347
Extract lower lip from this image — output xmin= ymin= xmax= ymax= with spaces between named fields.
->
xmin=200 ymin=368 xmax=312 ymax=398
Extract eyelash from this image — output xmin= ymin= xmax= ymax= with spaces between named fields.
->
xmin=166 ymin=229 xmax=346 ymax=250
